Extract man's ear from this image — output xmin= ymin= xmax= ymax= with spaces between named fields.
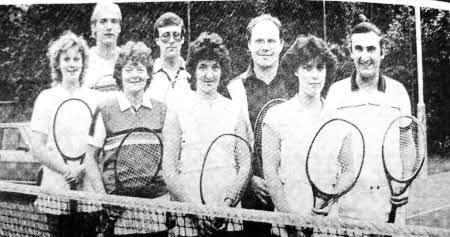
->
xmin=380 ymin=44 xmax=386 ymax=59
xmin=90 ymin=22 xmax=96 ymax=39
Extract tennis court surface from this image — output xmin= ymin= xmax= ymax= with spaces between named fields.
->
xmin=407 ymin=171 xmax=450 ymax=229
xmin=1 ymin=181 xmax=449 ymax=237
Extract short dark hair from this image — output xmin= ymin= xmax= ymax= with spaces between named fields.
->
xmin=246 ymin=14 xmax=283 ymax=42
xmin=153 ymin=12 xmax=186 ymax=37
xmin=113 ymin=41 xmax=153 ymax=90
xmin=186 ymin=32 xmax=231 ymax=98
xmin=350 ymin=22 xmax=385 ymax=53
xmin=280 ymin=35 xmax=337 ymax=97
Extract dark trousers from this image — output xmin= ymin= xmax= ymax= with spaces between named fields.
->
xmin=46 ymin=212 xmax=101 ymax=237
xmin=241 ymin=189 xmax=275 ymax=237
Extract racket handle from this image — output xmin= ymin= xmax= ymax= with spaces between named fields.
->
xmin=388 ymin=204 xmax=397 ymax=223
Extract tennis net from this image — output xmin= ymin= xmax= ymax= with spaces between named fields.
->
xmin=0 ymin=180 xmax=448 ymax=237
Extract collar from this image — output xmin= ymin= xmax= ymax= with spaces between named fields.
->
xmin=350 ymin=70 xmax=386 ymax=93
xmin=153 ymin=57 xmax=186 ymax=73
xmin=242 ymin=62 xmax=283 ymax=85
xmin=117 ymin=92 xmax=152 ymax=112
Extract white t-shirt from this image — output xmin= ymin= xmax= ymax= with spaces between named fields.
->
xmin=323 ymin=75 xmax=411 ymax=222
xmin=82 ymin=46 xmax=118 ymax=90
xmin=264 ymin=97 xmax=326 ymax=215
xmin=30 ymin=85 xmax=100 ymax=214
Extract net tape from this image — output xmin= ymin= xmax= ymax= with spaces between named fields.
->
xmin=0 ymin=181 xmax=448 ymax=237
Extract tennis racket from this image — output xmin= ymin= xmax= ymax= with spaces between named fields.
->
xmin=110 ymin=127 xmax=163 ymax=197
xmin=253 ymin=98 xmax=287 ymax=177
xmin=306 ymin=118 xmax=365 ymax=216
xmin=53 ymin=98 xmax=93 ymax=212
xmin=199 ymin=133 xmax=252 ymax=232
xmin=93 ymin=74 xmax=118 ymax=92
xmin=382 ymin=115 xmax=426 ymax=223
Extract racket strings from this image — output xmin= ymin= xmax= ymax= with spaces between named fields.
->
xmin=398 ymin=121 xmax=424 ymax=180
xmin=307 ymin=120 xmax=364 ymax=196
xmin=254 ymin=99 xmax=286 ymax=175
xmin=116 ymin=134 xmax=162 ymax=194
xmin=201 ymin=134 xmax=251 ymax=207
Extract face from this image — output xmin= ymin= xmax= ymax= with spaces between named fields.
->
xmin=121 ymin=61 xmax=149 ymax=94
xmin=350 ymin=31 xmax=384 ymax=80
xmin=92 ymin=8 xmax=121 ymax=46
xmin=59 ymin=47 xmax=83 ymax=84
xmin=156 ymin=25 xmax=184 ymax=59
xmin=248 ymin=20 xmax=284 ymax=69
xmin=195 ymin=60 xmax=221 ymax=96
xmin=295 ymin=58 xmax=326 ymax=97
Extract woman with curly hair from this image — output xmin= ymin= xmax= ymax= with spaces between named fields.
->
xmin=262 ymin=35 xmax=337 ymax=216
xmin=85 ymin=41 xmax=169 ymax=237
xmin=30 ymin=30 xmax=100 ymax=237
xmin=163 ymin=32 xmax=249 ymax=237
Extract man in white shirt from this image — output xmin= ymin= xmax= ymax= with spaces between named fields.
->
xmin=83 ymin=2 xmax=122 ymax=91
xmin=324 ymin=22 xmax=411 ymax=223
xmin=145 ymin=12 xmax=191 ymax=105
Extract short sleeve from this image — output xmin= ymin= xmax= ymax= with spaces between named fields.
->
xmin=30 ymin=91 xmax=51 ymax=135
xmin=87 ymin=109 xmax=107 ymax=148
xmin=398 ymin=84 xmax=411 ymax=116
xmin=322 ymin=83 xmax=339 ymax=118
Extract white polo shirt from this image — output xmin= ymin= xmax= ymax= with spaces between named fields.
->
xmin=323 ymin=72 xmax=411 ymax=222
xmin=144 ymin=57 xmax=192 ymax=107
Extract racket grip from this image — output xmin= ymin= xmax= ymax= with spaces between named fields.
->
xmin=388 ymin=204 xmax=397 ymax=223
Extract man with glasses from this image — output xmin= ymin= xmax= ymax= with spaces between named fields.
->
xmin=145 ymin=12 xmax=191 ymax=105
xmin=83 ymin=2 xmax=122 ymax=91
xmin=227 ymin=14 xmax=290 ymax=237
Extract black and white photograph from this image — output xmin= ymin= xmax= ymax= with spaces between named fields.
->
xmin=0 ymin=0 xmax=449 ymax=236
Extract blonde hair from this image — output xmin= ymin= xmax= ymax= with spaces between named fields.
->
xmin=90 ymin=2 xmax=122 ymax=39
xmin=47 ymin=31 xmax=90 ymax=85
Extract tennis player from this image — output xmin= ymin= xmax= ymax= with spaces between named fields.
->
xmin=30 ymin=31 xmax=100 ymax=237
xmin=263 ymin=35 xmax=337 ymax=216
xmin=85 ymin=41 xmax=169 ymax=237
xmin=226 ymin=14 xmax=290 ymax=237
xmin=163 ymin=32 xmax=248 ymax=237
xmin=324 ymin=22 xmax=411 ymax=223
xmin=83 ymin=2 xmax=122 ymax=91
xmin=145 ymin=12 xmax=192 ymax=106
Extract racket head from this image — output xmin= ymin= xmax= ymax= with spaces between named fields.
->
xmin=53 ymin=98 xmax=93 ymax=162
xmin=306 ymin=118 xmax=365 ymax=209
xmin=114 ymin=127 xmax=163 ymax=197
xmin=382 ymin=115 xmax=426 ymax=185
xmin=93 ymin=74 xmax=118 ymax=92
xmin=200 ymin=133 xmax=252 ymax=207
xmin=253 ymin=98 xmax=287 ymax=176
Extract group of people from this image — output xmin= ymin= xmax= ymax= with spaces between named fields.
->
xmin=29 ymin=2 xmax=412 ymax=237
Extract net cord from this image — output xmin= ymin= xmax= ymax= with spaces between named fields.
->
xmin=0 ymin=181 xmax=449 ymax=237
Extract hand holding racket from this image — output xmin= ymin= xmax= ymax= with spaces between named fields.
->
xmin=53 ymin=98 xmax=93 ymax=189
xmin=53 ymin=98 xmax=93 ymax=215
xmin=199 ymin=133 xmax=252 ymax=233
xmin=306 ymin=118 xmax=365 ymax=216
xmin=382 ymin=115 xmax=426 ymax=223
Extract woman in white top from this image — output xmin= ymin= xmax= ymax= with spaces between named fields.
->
xmin=163 ymin=32 xmax=249 ymax=237
xmin=30 ymin=31 xmax=100 ymax=237
xmin=263 ymin=35 xmax=337 ymax=218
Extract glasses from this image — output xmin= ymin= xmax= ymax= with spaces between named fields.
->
xmin=159 ymin=32 xmax=183 ymax=43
